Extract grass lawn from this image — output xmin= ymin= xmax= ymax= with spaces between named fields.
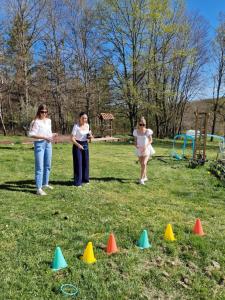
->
xmin=0 ymin=138 xmax=224 ymax=299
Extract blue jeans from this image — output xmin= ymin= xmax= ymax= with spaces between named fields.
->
xmin=34 ymin=141 xmax=52 ymax=189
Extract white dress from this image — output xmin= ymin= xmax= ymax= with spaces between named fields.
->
xmin=28 ymin=118 xmax=52 ymax=141
xmin=133 ymin=128 xmax=155 ymax=157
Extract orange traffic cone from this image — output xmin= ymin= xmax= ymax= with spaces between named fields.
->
xmin=193 ymin=218 xmax=205 ymax=236
xmin=106 ymin=233 xmax=118 ymax=255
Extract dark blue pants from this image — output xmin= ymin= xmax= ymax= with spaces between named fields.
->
xmin=73 ymin=141 xmax=89 ymax=186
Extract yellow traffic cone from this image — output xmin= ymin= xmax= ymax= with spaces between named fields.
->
xmin=81 ymin=242 xmax=97 ymax=264
xmin=164 ymin=224 xmax=176 ymax=241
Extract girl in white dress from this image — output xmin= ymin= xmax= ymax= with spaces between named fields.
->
xmin=133 ymin=117 xmax=155 ymax=185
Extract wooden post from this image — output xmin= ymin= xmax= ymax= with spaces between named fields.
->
xmin=194 ymin=111 xmax=198 ymax=160
xmin=110 ymin=119 xmax=112 ymax=137
xmin=0 ymin=99 xmax=7 ymax=136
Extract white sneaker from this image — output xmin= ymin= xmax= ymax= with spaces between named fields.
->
xmin=43 ymin=185 xmax=54 ymax=190
xmin=139 ymin=179 xmax=145 ymax=185
xmin=37 ymin=188 xmax=47 ymax=195
xmin=143 ymin=177 xmax=148 ymax=182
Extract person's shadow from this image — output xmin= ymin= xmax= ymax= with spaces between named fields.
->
xmin=0 ymin=177 xmax=134 ymax=193
xmin=89 ymin=177 xmax=133 ymax=183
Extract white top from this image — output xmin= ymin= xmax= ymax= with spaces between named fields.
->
xmin=133 ymin=128 xmax=153 ymax=147
xmin=28 ymin=118 xmax=52 ymax=141
xmin=71 ymin=123 xmax=89 ymax=141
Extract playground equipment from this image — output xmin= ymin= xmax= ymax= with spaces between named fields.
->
xmin=217 ymin=140 xmax=225 ymax=161
xmin=171 ymin=134 xmax=195 ymax=160
xmin=172 ymin=111 xmax=225 ymax=168
xmin=209 ymin=139 xmax=225 ymax=183
xmin=192 ymin=111 xmax=209 ymax=163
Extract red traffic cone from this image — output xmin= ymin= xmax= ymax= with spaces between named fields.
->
xmin=193 ymin=218 xmax=205 ymax=236
xmin=106 ymin=233 xmax=118 ymax=255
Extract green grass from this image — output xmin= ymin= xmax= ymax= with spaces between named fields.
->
xmin=0 ymin=139 xmax=224 ymax=300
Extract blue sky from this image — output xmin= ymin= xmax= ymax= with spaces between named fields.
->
xmin=186 ymin=0 xmax=224 ymax=33
xmin=0 ymin=0 xmax=224 ymax=100
xmin=186 ymin=0 xmax=225 ymax=99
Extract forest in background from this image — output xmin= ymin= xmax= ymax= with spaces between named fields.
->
xmin=0 ymin=0 xmax=224 ymax=137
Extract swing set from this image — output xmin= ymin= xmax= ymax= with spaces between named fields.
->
xmin=171 ymin=111 xmax=225 ymax=164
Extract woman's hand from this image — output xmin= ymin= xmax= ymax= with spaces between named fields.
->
xmin=52 ymin=133 xmax=58 ymax=143
xmin=45 ymin=136 xmax=53 ymax=143
xmin=78 ymin=144 xmax=84 ymax=150
xmin=140 ymin=146 xmax=147 ymax=154
xmin=87 ymin=131 xmax=94 ymax=141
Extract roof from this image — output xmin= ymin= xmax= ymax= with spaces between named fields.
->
xmin=99 ymin=113 xmax=114 ymax=120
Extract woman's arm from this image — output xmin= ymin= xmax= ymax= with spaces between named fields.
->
xmin=28 ymin=121 xmax=53 ymax=142
xmin=134 ymin=137 xmax=138 ymax=148
xmin=148 ymin=136 xmax=152 ymax=144
xmin=30 ymin=134 xmax=53 ymax=142
xmin=71 ymin=135 xmax=84 ymax=150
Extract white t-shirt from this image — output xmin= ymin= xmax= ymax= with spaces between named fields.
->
xmin=71 ymin=123 xmax=89 ymax=141
xmin=133 ymin=128 xmax=153 ymax=147
xmin=28 ymin=118 xmax=52 ymax=141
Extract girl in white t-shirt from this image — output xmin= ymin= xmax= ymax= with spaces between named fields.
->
xmin=28 ymin=104 xmax=57 ymax=195
xmin=71 ymin=112 xmax=93 ymax=186
xmin=133 ymin=116 xmax=155 ymax=185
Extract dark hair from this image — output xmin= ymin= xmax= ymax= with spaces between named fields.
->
xmin=79 ymin=112 xmax=88 ymax=118
xmin=35 ymin=104 xmax=48 ymax=119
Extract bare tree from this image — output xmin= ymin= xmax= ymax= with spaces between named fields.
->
xmin=40 ymin=0 xmax=68 ymax=133
xmin=98 ymin=0 xmax=148 ymax=134
xmin=64 ymin=0 xmax=104 ymax=122
xmin=211 ymin=13 xmax=225 ymax=140
xmin=144 ymin=1 xmax=209 ymax=137
xmin=5 ymin=0 xmax=46 ymax=128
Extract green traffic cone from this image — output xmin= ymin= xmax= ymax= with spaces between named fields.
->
xmin=52 ymin=246 xmax=68 ymax=271
xmin=137 ymin=230 xmax=152 ymax=249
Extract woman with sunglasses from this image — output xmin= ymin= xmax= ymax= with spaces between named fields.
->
xmin=71 ymin=112 xmax=93 ymax=187
xmin=133 ymin=116 xmax=155 ymax=185
xmin=28 ymin=104 xmax=57 ymax=195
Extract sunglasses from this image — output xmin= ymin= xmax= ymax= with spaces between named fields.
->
xmin=139 ymin=123 xmax=146 ymax=126
xmin=40 ymin=111 xmax=48 ymax=114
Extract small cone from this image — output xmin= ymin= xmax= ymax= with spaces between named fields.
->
xmin=193 ymin=218 xmax=205 ymax=236
xmin=52 ymin=246 xmax=68 ymax=271
xmin=164 ymin=224 xmax=176 ymax=241
xmin=106 ymin=233 xmax=118 ymax=255
xmin=137 ymin=229 xmax=151 ymax=249
xmin=81 ymin=242 xmax=97 ymax=264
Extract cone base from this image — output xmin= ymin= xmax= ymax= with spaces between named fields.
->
xmin=52 ymin=267 xmax=67 ymax=271
xmin=137 ymin=242 xmax=152 ymax=249
xmin=164 ymin=237 xmax=176 ymax=241
xmin=137 ymin=245 xmax=152 ymax=249
xmin=193 ymin=232 xmax=205 ymax=236
xmin=106 ymin=249 xmax=119 ymax=255
xmin=81 ymin=256 xmax=96 ymax=264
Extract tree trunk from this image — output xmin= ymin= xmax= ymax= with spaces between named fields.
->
xmin=0 ymin=101 xmax=7 ymax=136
